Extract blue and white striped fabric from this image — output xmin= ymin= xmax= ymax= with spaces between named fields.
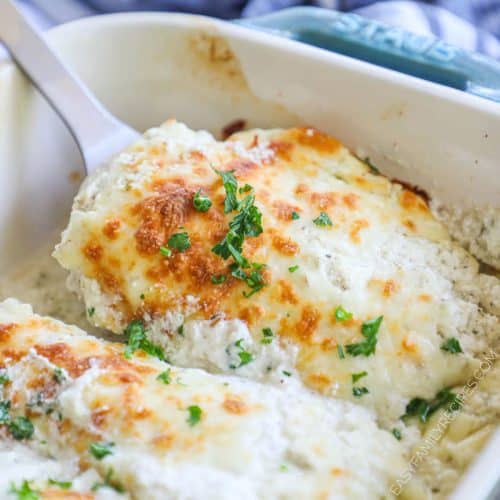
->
xmin=18 ymin=0 xmax=500 ymax=59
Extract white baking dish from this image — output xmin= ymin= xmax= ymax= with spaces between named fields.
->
xmin=0 ymin=11 xmax=498 ymax=499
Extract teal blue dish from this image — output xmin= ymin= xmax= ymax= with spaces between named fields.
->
xmin=239 ymin=7 xmax=500 ymax=103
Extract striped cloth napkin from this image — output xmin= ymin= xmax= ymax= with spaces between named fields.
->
xmin=15 ymin=0 xmax=500 ymax=59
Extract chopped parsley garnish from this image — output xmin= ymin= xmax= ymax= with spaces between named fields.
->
xmin=239 ymin=184 xmax=253 ymax=194
xmin=291 ymin=211 xmax=300 ymax=220
xmin=0 ymin=400 xmax=10 ymax=424
xmin=282 ymin=370 xmax=292 ymax=377
xmin=365 ymin=157 xmax=380 ymax=175
xmin=140 ymin=293 xmax=145 ymax=300
xmin=89 ymin=442 xmax=115 ymax=460
xmin=48 ymin=479 xmax=72 ymax=490
xmin=124 ymin=320 xmax=146 ymax=358
xmin=87 ymin=307 xmax=95 ymax=317
xmin=279 ymin=464 xmax=288 ymax=472
xmin=313 ymin=212 xmax=332 ymax=227
xmin=123 ymin=320 xmax=165 ymax=361
xmin=53 ymin=368 xmax=65 ymax=384
xmin=261 ymin=327 xmax=274 ymax=344
xmin=288 ymin=265 xmax=299 ymax=273
xmin=229 ymin=339 xmax=254 ymax=368
xmin=403 ymin=388 xmax=462 ymax=423
xmin=242 ymin=284 xmax=264 ymax=298
xmin=231 ymin=262 xmax=266 ymax=298
xmin=214 ymin=169 xmax=238 ymax=213
xmin=351 ymin=371 xmax=368 ymax=384
xmin=352 ymin=387 xmax=369 ymax=397
xmin=193 ymin=190 xmax=212 ymax=212
xmin=391 ymin=428 xmax=402 ymax=440
xmin=167 ymin=232 xmax=191 ymax=252
xmin=187 ymin=405 xmax=202 ymax=426
xmin=228 ymin=194 xmax=263 ymax=239
xmin=212 ymin=171 xmax=265 ymax=297
xmin=160 ymin=245 xmax=172 ymax=258
xmin=9 ymin=417 xmax=34 ymax=440
xmin=337 ymin=344 xmax=345 ymax=359
xmin=212 ymin=229 xmax=246 ymax=265
xmin=0 ymin=371 xmax=8 ymax=385
xmin=177 ymin=324 xmax=184 ymax=336
xmin=345 ymin=316 xmax=383 ymax=357
xmin=10 ymin=480 xmax=39 ymax=500
xmin=140 ymin=341 xmax=165 ymax=360
xmin=335 ymin=305 xmax=352 ymax=322
xmin=156 ymin=369 xmax=171 ymax=385
xmin=440 ymin=338 xmax=463 ymax=354
xmin=91 ymin=468 xmax=124 ymax=493
xmin=211 ymin=274 xmax=226 ymax=285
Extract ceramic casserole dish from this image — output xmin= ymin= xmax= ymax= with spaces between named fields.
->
xmin=0 ymin=7 xmax=498 ymax=500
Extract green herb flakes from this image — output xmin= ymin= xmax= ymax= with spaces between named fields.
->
xmin=231 ymin=263 xmax=266 ymax=298
xmin=351 ymin=371 xmax=368 ymax=384
xmin=261 ymin=327 xmax=274 ymax=344
xmin=187 ymin=405 xmax=202 ymax=427
xmin=230 ymin=339 xmax=254 ymax=368
xmin=193 ymin=190 xmax=212 ymax=212
xmin=403 ymin=388 xmax=463 ymax=423
xmin=89 ymin=442 xmax=115 ymax=460
xmin=313 ymin=212 xmax=332 ymax=227
xmin=291 ymin=211 xmax=300 ymax=220
xmin=48 ymin=479 xmax=72 ymax=490
xmin=440 ymin=338 xmax=463 ymax=354
xmin=391 ymin=428 xmax=402 ymax=440
xmin=160 ymin=246 xmax=172 ymax=258
xmin=168 ymin=232 xmax=191 ymax=252
xmin=335 ymin=305 xmax=352 ymax=322
xmin=352 ymin=387 xmax=369 ymax=397
xmin=337 ymin=345 xmax=345 ymax=359
xmin=214 ymin=169 xmax=238 ymax=213
xmin=0 ymin=401 xmax=9 ymax=425
xmin=53 ymin=368 xmax=65 ymax=384
xmin=288 ymin=265 xmax=299 ymax=273
xmin=211 ymin=274 xmax=227 ymax=285
xmin=211 ymin=172 xmax=265 ymax=297
xmin=239 ymin=184 xmax=253 ymax=194
xmin=346 ymin=316 xmax=383 ymax=357
xmin=9 ymin=417 xmax=34 ymax=440
xmin=157 ymin=369 xmax=171 ymax=385
xmin=10 ymin=480 xmax=39 ymax=500
xmin=123 ymin=320 xmax=165 ymax=361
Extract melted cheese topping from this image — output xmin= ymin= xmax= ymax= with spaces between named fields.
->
xmin=54 ymin=121 xmax=499 ymax=423
xmin=0 ymin=299 xmax=406 ymax=500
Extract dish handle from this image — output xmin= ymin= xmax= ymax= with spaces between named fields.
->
xmin=239 ymin=6 xmax=500 ymax=103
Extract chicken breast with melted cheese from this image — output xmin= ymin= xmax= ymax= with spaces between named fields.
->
xmin=53 ymin=120 xmax=499 ymax=423
xmin=0 ymin=299 xmax=406 ymax=500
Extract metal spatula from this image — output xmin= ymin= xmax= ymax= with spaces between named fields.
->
xmin=0 ymin=0 xmax=140 ymax=174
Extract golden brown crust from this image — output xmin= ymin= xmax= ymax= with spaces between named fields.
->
xmin=222 ymin=396 xmax=248 ymax=415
